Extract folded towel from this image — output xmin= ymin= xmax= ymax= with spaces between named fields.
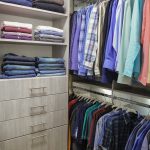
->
xmin=34 ymin=34 xmax=64 ymax=40
xmin=1 ymin=34 xmax=32 ymax=40
xmin=2 ymin=32 xmax=32 ymax=37
xmin=1 ymin=26 xmax=32 ymax=34
xmin=35 ymin=26 xmax=63 ymax=33
xmin=2 ymin=21 xmax=32 ymax=30
xmin=34 ymin=30 xmax=63 ymax=37
xmin=32 ymin=2 xmax=65 ymax=13
xmin=32 ymin=0 xmax=64 ymax=6
xmin=34 ymin=36 xmax=63 ymax=42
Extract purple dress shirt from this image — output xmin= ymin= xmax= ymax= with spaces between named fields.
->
xmin=103 ymin=0 xmax=118 ymax=71
xmin=70 ymin=10 xmax=82 ymax=71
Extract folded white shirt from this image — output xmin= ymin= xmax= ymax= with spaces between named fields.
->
xmin=2 ymin=31 xmax=32 ymax=37
xmin=35 ymin=26 xmax=63 ymax=33
xmin=2 ymin=21 xmax=32 ymax=29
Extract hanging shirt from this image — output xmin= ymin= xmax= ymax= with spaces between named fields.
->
xmin=123 ymin=0 xmax=144 ymax=78
xmin=78 ymin=5 xmax=93 ymax=76
xmin=113 ymin=0 xmax=125 ymax=70
xmin=103 ymin=0 xmax=118 ymax=71
xmin=141 ymin=130 xmax=150 ymax=150
xmin=70 ymin=11 xmax=82 ymax=71
xmin=117 ymin=0 xmax=135 ymax=85
xmin=132 ymin=121 xmax=150 ymax=150
xmin=94 ymin=0 xmax=110 ymax=76
xmin=139 ymin=0 xmax=150 ymax=85
xmin=78 ymin=8 xmax=87 ymax=74
xmin=125 ymin=119 xmax=146 ymax=150
xmin=83 ymin=4 xmax=99 ymax=71
xmin=101 ymin=0 xmax=118 ymax=84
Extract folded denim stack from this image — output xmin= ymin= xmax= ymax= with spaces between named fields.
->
xmin=32 ymin=0 xmax=65 ymax=13
xmin=1 ymin=21 xmax=32 ymax=40
xmin=2 ymin=53 xmax=36 ymax=79
xmin=36 ymin=57 xmax=66 ymax=76
xmin=0 ymin=0 xmax=32 ymax=7
xmin=34 ymin=26 xmax=64 ymax=42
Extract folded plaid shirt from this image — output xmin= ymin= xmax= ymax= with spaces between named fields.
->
xmin=83 ymin=5 xmax=99 ymax=71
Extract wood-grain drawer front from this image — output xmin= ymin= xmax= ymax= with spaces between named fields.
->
xmin=49 ymin=93 xmax=68 ymax=111
xmin=0 ymin=96 xmax=48 ymax=122
xmin=0 ymin=93 xmax=68 ymax=122
xmin=0 ymin=130 xmax=49 ymax=150
xmin=48 ymin=125 xmax=68 ymax=150
xmin=0 ymin=76 xmax=68 ymax=102
xmin=52 ymin=109 xmax=68 ymax=127
xmin=31 ymin=76 xmax=68 ymax=96
xmin=0 ymin=79 xmax=31 ymax=102
xmin=0 ymin=126 xmax=68 ymax=150
xmin=0 ymin=113 xmax=53 ymax=141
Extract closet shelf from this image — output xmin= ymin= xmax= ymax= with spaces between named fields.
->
xmin=0 ymin=1 xmax=67 ymax=20
xmin=0 ymin=39 xmax=68 ymax=46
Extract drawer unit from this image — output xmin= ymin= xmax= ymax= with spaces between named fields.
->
xmin=0 ymin=76 xmax=68 ymax=101
xmin=0 ymin=125 xmax=68 ymax=150
xmin=0 ymin=93 xmax=68 ymax=122
xmin=0 ymin=110 xmax=67 ymax=141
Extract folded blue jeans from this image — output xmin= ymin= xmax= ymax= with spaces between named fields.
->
xmin=3 ymin=65 xmax=36 ymax=71
xmin=7 ymin=74 xmax=36 ymax=79
xmin=37 ymin=72 xmax=66 ymax=77
xmin=39 ymin=70 xmax=65 ymax=74
xmin=4 ymin=53 xmax=35 ymax=62
xmin=5 ymin=70 xmax=35 ymax=76
xmin=37 ymin=57 xmax=64 ymax=64
xmin=38 ymin=64 xmax=64 ymax=67
xmin=39 ymin=67 xmax=65 ymax=70
xmin=3 ymin=60 xmax=36 ymax=66
xmin=0 ymin=0 xmax=32 ymax=7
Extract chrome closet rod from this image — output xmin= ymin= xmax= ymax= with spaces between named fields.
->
xmin=73 ymin=86 xmax=150 ymax=108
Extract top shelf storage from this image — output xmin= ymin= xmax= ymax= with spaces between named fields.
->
xmin=0 ymin=1 xmax=68 ymax=21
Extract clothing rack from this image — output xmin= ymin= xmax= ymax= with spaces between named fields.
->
xmin=73 ymin=82 xmax=150 ymax=109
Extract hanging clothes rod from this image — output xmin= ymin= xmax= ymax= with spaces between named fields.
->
xmin=113 ymin=96 xmax=150 ymax=108
xmin=73 ymin=85 xmax=150 ymax=108
xmin=73 ymin=86 xmax=112 ymax=99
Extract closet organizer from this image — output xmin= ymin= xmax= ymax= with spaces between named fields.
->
xmin=0 ymin=1 xmax=69 ymax=150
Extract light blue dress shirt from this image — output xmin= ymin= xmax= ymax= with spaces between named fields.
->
xmin=123 ymin=0 xmax=144 ymax=78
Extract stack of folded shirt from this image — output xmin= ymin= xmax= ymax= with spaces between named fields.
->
xmin=36 ymin=57 xmax=66 ymax=76
xmin=34 ymin=26 xmax=64 ymax=42
xmin=1 ymin=21 xmax=32 ymax=40
xmin=0 ymin=0 xmax=32 ymax=7
xmin=2 ymin=53 xmax=36 ymax=78
xmin=32 ymin=0 xmax=65 ymax=13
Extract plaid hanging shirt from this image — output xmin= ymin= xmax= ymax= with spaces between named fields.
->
xmin=83 ymin=5 xmax=99 ymax=70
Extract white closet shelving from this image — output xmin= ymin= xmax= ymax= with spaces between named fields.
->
xmin=0 ymin=1 xmax=69 ymax=150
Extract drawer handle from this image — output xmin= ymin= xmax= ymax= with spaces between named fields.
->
xmin=30 ymin=105 xmax=47 ymax=116
xmin=30 ymin=87 xmax=47 ymax=97
xmin=32 ymin=134 xmax=47 ymax=143
xmin=31 ymin=123 xmax=46 ymax=133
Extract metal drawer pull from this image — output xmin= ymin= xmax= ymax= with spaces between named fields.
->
xmin=30 ymin=105 xmax=47 ymax=116
xmin=31 ymin=123 xmax=46 ymax=133
xmin=30 ymin=87 xmax=47 ymax=96
xmin=32 ymin=134 xmax=47 ymax=142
